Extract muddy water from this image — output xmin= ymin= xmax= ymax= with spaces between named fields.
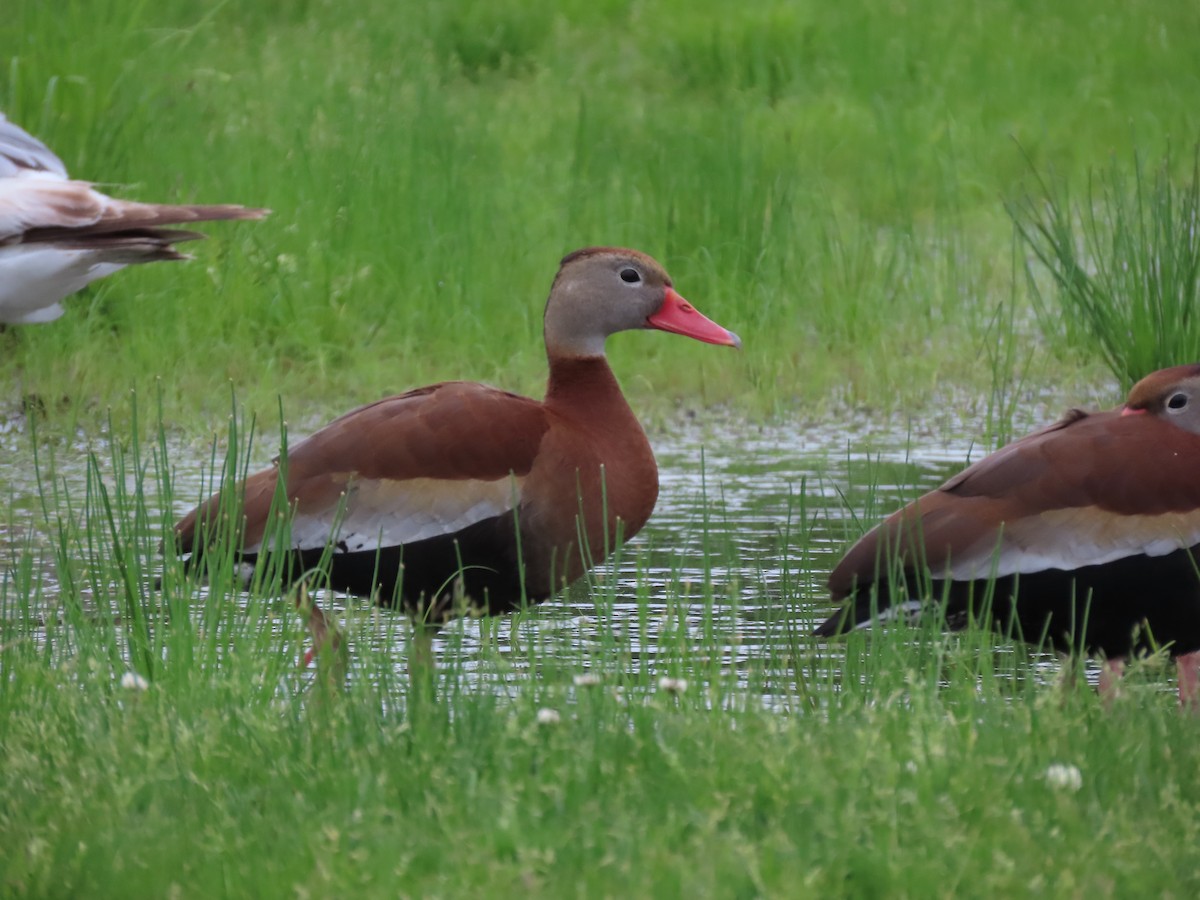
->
xmin=0 ymin=402 xmax=1100 ymax=698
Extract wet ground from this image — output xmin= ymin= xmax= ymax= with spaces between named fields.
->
xmin=0 ymin=393 xmax=1119 ymax=699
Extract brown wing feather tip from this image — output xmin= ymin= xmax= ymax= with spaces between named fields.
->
xmin=142 ymin=228 xmax=207 ymax=245
xmin=95 ymin=247 xmax=190 ymax=264
xmin=55 ymin=227 xmax=208 ymax=245
xmin=180 ymin=205 xmax=270 ymax=221
xmin=46 ymin=235 xmax=196 ymax=263
xmin=22 ymin=212 xmax=265 ymax=244
xmin=111 ymin=203 xmax=270 ymax=226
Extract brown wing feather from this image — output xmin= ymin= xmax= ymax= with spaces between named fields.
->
xmin=0 ymin=178 xmax=267 ymax=245
xmin=175 ymin=382 xmax=550 ymax=553
xmin=0 ymin=180 xmax=102 ymax=241
xmin=830 ymin=408 xmax=1200 ymax=597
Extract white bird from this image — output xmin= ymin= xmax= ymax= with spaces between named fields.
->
xmin=0 ymin=112 xmax=267 ymax=324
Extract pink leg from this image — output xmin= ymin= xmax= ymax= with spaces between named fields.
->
xmin=296 ymin=584 xmax=340 ymax=667
xmin=1177 ymin=651 xmax=1200 ymax=710
xmin=1098 ymin=657 xmax=1125 ymax=706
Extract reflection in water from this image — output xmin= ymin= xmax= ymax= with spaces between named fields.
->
xmin=0 ymin=406 xmax=1113 ymax=702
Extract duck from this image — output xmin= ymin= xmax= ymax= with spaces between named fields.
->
xmin=0 ymin=111 xmax=266 ymax=324
xmin=815 ymin=364 xmax=1200 ymax=707
xmin=173 ymin=247 xmax=740 ymax=636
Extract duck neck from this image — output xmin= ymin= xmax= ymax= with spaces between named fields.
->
xmin=544 ymin=354 xmax=641 ymax=433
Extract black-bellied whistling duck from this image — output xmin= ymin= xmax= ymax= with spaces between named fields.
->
xmin=174 ymin=247 xmax=740 ymax=639
xmin=0 ymin=111 xmax=266 ymax=324
xmin=815 ymin=364 xmax=1200 ymax=707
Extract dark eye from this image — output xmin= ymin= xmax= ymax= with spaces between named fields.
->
xmin=1168 ymin=392 xmax=1189 ymax=411
xmin=620 ymin=268 xmax=641 ymax=284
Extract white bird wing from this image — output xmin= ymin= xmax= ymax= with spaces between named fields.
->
xmin=0 ymin=113 xmax=68 ymax=179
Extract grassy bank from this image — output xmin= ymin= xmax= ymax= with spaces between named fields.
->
xmin=5 ymin=637 xmax=1199 ymax=897
xmin=4 ymin=0 xmax=1199 ymax=428
xmin=1 ymin=418 xmax=1198 ymax=897
xmin=4 ymin=402 xmax=1200 ymax=896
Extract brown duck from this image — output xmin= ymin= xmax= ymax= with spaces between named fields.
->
xmin=174 ymin=247 xmax=740 ymax=631
xmin=816 ymin=365 xmax=1200 ymax=706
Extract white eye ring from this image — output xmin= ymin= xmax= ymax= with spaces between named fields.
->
xmin=1167 ymin=392 xmax=1189 ymax=412
xmin=619 ymin=267 xmax=641 ymax=285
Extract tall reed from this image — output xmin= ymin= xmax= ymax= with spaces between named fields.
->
xmin=1010 ymin=147 xmax=1200 ymax=387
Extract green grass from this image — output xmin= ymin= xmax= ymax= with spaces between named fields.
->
xmin=4 ymin=396 xmax=1200 ymax=896
xmin=3 ymin=0 xmax=1200 ymax=429
xmin=6 ymin=643 xmax=1200 ymax=897
xmin=1012 ymin=146 xmax=1200 ymax=390
xmin=5 ymin=2 xmax=1200 ymax=895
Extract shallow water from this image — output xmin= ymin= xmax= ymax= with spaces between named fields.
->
xmin=0 ymin=401 xmax=1118 ymax=703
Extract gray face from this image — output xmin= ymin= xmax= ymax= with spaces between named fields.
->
xmin=1157 ymin=376 xmax=1200 ymax=436
xmin=543 ymin=248 xmax=671 ymax=358
xmin=1124 ymin=367 xmax=1200 ymax=437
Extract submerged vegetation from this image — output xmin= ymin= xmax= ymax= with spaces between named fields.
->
xmin=5 ymin=0 xmax=1200 ymax=895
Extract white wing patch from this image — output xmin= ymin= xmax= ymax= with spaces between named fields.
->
xmin=0 ymin=244 xmax=119 ymax=322
xmin=854 ymin=600 xmax=924 ymax=629
xmin=945 ymin=508 xmax=1200 ymax=580
xmin=0 ymin=177 xmax=103 ymax=240
xmin=246 ymin=475 xmax=523 ymax=554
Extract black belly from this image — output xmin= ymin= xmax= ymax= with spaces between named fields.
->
xmin=242 ymin=512 xmax=548 ymax=621
xmin=820 ymin=546 xmax=1200 ymax=658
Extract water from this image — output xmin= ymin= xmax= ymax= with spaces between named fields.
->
xmin=0 ymin=401 xmax=1117 ymax=702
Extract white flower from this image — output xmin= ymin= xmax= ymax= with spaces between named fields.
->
xmin=658 ymin=676 xmax=689 ymax=695
xmin=119 ymin=671 xmax=149 ymax=691
xmin=1044 ymin=763 xmax=1082 ymax=792
xmin=573 ymin=673 xmax=602 ymax=688
xmin=536 ymin=708 xmax=561 ymax=725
